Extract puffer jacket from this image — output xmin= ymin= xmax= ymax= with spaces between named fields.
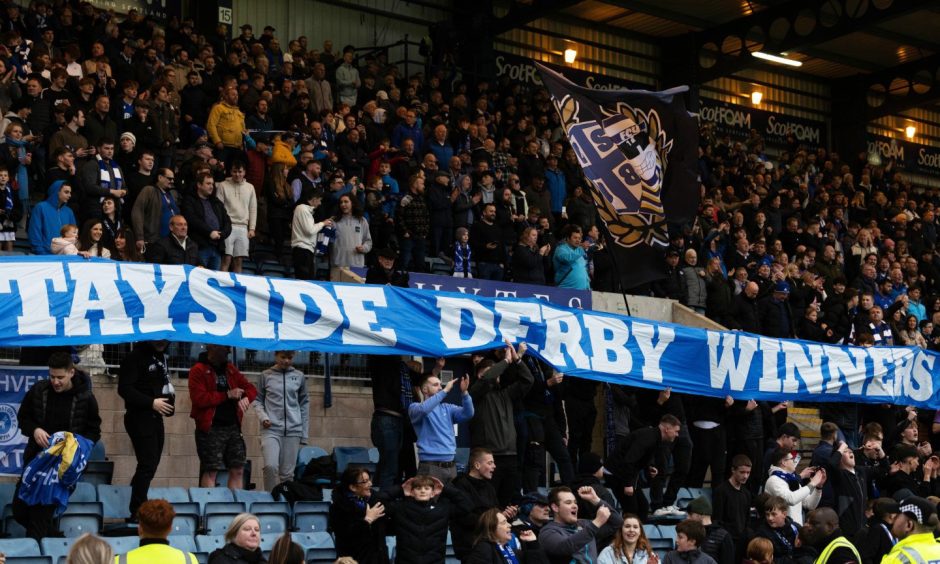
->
xmin=189 ymin=353 xmax=257 ymax=432
xmin=207 ymin=101 xmax=245 ymax=148
xmin=252 ymin=365 xmax=309 ymax=442
xmin=17 ymin=370 xmax=101 ymax=465
xmin=377 ymin=483 xmax=471 ymax=564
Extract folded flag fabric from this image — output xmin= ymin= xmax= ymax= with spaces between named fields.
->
xmin=18 ymin=431 xmax=94 ymax=515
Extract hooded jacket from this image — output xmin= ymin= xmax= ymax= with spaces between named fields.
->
xmin=28 ymin=180 xmax=76 ymax=254
xmin=252 ymin=365 xmax=309 ymax=442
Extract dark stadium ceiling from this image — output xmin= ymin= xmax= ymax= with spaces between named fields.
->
xmin=494 ymin=0 xmax=940 ymax=112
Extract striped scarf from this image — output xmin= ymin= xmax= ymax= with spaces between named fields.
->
xmin=454 ymin=242 xmax=472 ymax=275
xmin=97 ymin=155 xmax=123 ymax=195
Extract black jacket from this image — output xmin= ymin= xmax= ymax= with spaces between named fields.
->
xmin=208 ymin=543 xmax=265 ymax=564
xmin=147 ymin=235 xmax=200 ymax=266
xmin=512 ymin=244 xmax=546 ymax=285
xmin=605 ymin=426 xmax=662 ymax=486
xmin=18 ymin=370 xmax=101 ymax=466
xmin=329 ymin=491 xmax=389 ymax=564
xmin=181 ymin=192 xmax=233 ymax=253
xmin=376 ymin=484 xmax=471 ymax=564
xmin=466 ymin=540 xmax=547 ymax=564
xmin=451 ymin=473 xmax=500 ymax=559
xmin=118 ymin=342 xmax=173 ymax=424
xmin=852 ymin=518 xmax=894 ymax=564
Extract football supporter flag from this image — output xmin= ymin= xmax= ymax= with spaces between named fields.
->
xmin=536 ymin=63 xmax=700 ymax=289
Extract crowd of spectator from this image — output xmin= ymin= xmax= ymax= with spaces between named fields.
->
xmin=5 ymin=1 xmax=940 ymax=564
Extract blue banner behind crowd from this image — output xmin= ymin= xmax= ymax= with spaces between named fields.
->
xmin=0 ymin=366 xmax=47 ymax=476
xmin=0 ymin=257 xmax=939 ymax=408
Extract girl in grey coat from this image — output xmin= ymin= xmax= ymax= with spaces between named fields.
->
xmin=253 ymin=350 xmax=310 ymax=491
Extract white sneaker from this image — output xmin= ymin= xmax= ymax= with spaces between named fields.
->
xmin=652 ymin=505 xmax=685 ymax=517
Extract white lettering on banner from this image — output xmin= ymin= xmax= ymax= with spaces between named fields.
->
xmin=64 ymin=262 xmax=132 ymax=336
xmin=821 ymin=345 xmax=868 ymax=395
xmin=495 ymin=56 xmax=543 ymax=86
xmin=910 ymin=351 xmax=935 ymax=401
xmin=918 ymin=148 xmax=940 ymax=170
xmin=335 ymin=285 xmax=397 ymax=346
xmin=633 ymin=322 xmax=674 ymax=383
xmin=707 ymin=332 xmax=757 ymax=391
xmin=14 ymin=264 xmax=66 ymax=335
xmin=865 ymin=348 xmax=895 ymax=397
xmin=269 ymin=279 xmax=342 ymax=340
xmin=437 ymin=297 xmax=495 ymax=348
xmin=782 ymin=342 xmax=825 ymax=394
xmin=121 ymin=264 xmax=183 ymax=333
xmin=540 ymin=305 xmax=590 ymax=369
xmin=759 ymin=338 xmax=782 ymax=392
xmin=699 ymin=105 xmax=751 ymax=129
xmin=494 ymin=301 xmax=542 ymax=350
xmin=766 ymin=115 xmax=821 ymax=144
xmin=235 ymin=274 xmax=275 ymax=339
xmin=188 ymin=268 xmax=236 ymax=335
xmin=867 ymin=139 xmax=904 ymax=161
xmin=583 ymin=315 xmax=632 ymax=373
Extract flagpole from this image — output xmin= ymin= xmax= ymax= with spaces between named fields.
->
xmin=585 ymin=197 xmax=632 ymax=317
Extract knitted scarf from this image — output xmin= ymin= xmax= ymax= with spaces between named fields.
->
xmin=771 ymin=469 xmax=802 ymax=491
xmin=96 ymin=155 xmax=123 ymax=194
xmin=454 ymin=242 xmax=472 ymax=275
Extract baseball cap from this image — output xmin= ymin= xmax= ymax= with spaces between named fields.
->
xmin=898 ymin=496 xmax=936 ymax=525
xmin=774 ymin=281 xmax=791 ymax=294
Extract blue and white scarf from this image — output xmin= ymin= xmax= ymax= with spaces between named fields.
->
xmin=454 ymin=242 xmax=472 ymax=275
xmin=316 ymin=225 xmax=335 ymax=256
xmin=97 ymin=155 xmax=123 ymax=198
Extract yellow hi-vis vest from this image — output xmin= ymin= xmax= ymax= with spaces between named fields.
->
xmin=814 ymin=535 xmax=861 ymax=564
xmin=880 ymin=532 xmax=940 ymax=564
xmin=115 ymin=543 xmax=196 ymax=564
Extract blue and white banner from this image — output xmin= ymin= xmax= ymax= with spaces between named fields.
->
xmin=1 ymin=257 xmax=939 ymax=408
xmin=0 ymin=366 xmax=47 ymax=476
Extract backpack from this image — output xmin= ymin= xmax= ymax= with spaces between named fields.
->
xmin=271 ymin=479 xmax=324 ymax=504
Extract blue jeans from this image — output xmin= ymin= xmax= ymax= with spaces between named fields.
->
xmin=371 ymin=412 xmax=404 ymax=488
xmin=199 ymin=247 xmax=221 ymax=270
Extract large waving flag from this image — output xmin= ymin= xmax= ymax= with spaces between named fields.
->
xmin=18 ymin=431 xmax=94 ymax=516
xmin=536 ymin=63 xmax=700 ymax=289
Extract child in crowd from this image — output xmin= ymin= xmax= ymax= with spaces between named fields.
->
xmin=51 ymin=224 xmax=79 ymax=255
xmin=662 ymin=519 xmax=717 ymax=564
xmin=453 ymin=226 xmax=472 ymax=278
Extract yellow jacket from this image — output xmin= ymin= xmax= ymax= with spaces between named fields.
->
xmin=115 ymin=541 xmax=197 ymax=564
xmin=881 ymin=532 xmax=940 ymax=564
xmin=206 ymin=101 xmax=245 ymax=148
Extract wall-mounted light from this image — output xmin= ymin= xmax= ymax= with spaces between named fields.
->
xmin=905 ymin=125 xmax=916 ymax=139
xmin=752 ymin=51 xmax=803 ymax=67
xmin=751 ymin=91 xmax=763 ymax=105
xmin=564 ymin=48 xmax=577 ymax=64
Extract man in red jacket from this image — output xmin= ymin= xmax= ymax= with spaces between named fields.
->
xmin=189 ymin=344 xmax=257 ymax=488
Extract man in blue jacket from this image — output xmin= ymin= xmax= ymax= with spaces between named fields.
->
xmin=28 ymin=180 xmax=75 ymax=254
xmin=408 ymin=371 xmax=473 ymax=483
xmin=553 ymin=224 xmax=590 ymax=289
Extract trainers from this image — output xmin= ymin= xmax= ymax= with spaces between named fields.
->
xmin=653 ymin=505 xmax=685 ymax=517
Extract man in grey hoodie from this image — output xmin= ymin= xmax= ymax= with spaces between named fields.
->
xmin=539 ymin=485 xmax=623 ymax=564
xmin=252 ymin=350 xmax=310 ymax=491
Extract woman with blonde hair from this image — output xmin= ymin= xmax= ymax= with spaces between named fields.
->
xmin=265 ymin=162 xmax=294 ymax=257
xmin=209 ymin=513 xmax=264 ymax=564
xmin=66 ymin=533 xmax=113 ymax=564
xmin=597 ymin=513 xmax=658 ymax=564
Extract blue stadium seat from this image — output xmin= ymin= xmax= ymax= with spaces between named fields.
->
xmin=40 ymin=538 xmax=71 ymax=564
xmin=58 ymin=513 xmax=101 ymax=537
xmin=205 ymin=501 xmax=247 ymax=516
xmin=148 ymin=487 xmax=190 ymax=504
xmin=70 ymin=483 xmax=97 ymax=503
xmin=259 ymin=534 xmax=277 ymax=556
xmin=0 ymin=538 xmax=40 ymax=556
xmin=0 ymin=483 xmax=16 ymax=507
xmin=81 ymin=460 xmax=114 ymax=485
xmin=97 ymin=485 xmax=132 ymax=520
xmin=368 ymin=447 xmax=379 ymax=463
xmin=3 ymin=504 xmax=25 ymax=537
xmin=189 ymin=487 xmax=235 ymax=513
xmin=321 ymin=488 xmax=332 ymax=502
xmin=206 ymin=513 xmax=242 ymax=536
xmin=293 ymin=501 xmax=330 ymax=515
xmin=250 ymin=501 xmax=290 ymax=515
xmin=295 ymin=446 xmax=328 ymax=480
xmin=455 ymin=447 xmax=470 ymax=473
xmin=257 ymin=512 xmax=288 ymax=535
xmin=195 ymin=535 xmax=226 ymax=554
xmin=171 ymin=515 xmax=199 ymax=535
xmin=644 ymin=524 xmax=660 ymax=539
xmin=234 ymin=490 xmax=274 ymax=505
xmin=294 ymin=512 xmax=329 ymax=533
xmin=103 ymin=537 xmax=139 ymax=556
xmin=333 ymin=446 xmax=373 ymax=473
xmin=7 ymin=556 xmax=52 ymax=564
xmin=168 ymin=535 xmax=198 ymax=554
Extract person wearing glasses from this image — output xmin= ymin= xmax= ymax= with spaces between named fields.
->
xmin=131 ymin=167 xmax=179 ymax=256
xmin=764 ymin=446 xmax=826 ymax=526
xmin=329 ymin=466 xmax=389 ymax=564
